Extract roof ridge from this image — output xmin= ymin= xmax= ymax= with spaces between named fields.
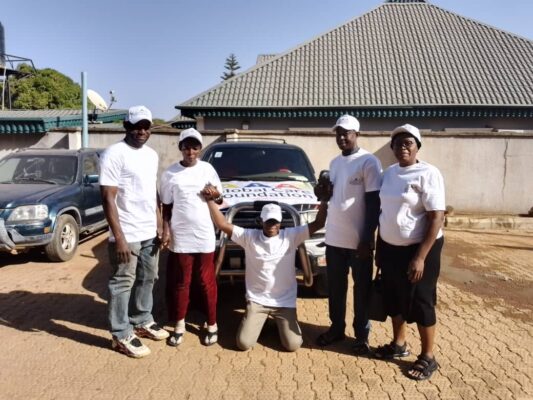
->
xmin=426 ymin=3 xmax=533 ymax=43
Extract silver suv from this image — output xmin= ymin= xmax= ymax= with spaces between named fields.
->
xmin=201 ymin=140 xmax=328 ymax=296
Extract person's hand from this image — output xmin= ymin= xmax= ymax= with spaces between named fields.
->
xmin=156 ymin=224 xmax=163 ymax=243
xmin=160 ymin=224 xmax=171 ymax=249
xmin=356 ymin=242 xmax=373 ymax=261
xmin=408 ymin=257 xmax=425 ymax=283
xmin=314 ymin=171 xmax=333 ymax=201
xmin=200 ymin=183 xmax=221 ymax=201
xmin=115 ymin=237 xmax=131 ymax=264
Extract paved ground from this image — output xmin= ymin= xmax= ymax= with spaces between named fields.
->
xmin=0 ymin=227 xmax=532 ymax=400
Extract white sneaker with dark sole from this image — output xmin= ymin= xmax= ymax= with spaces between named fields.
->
xmin=112 ymin=334 xmax=151 ymax=358
xmin=134 ymin=322 xmax=170 ymax=341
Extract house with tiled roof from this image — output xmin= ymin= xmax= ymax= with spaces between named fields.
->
xmin=177 ymin=0 xmax=533 ymax=131
xmin=0 ymin=109 xmax=126 ymax=134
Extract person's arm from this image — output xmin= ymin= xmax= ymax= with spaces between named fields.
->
xmin=206 ymin=198 xmax=234 ymax=237
xmin=156 ymin=190 xmax=163 ymax=247
xmin=408 ymin=210 xmax=444 ymax=283
xmin=357 ymin=190 xmax=380 ymax=259
xmin=100 ymin=185 xmax=130 ymax=264
xmin=307 ymin=201 xmax=328 ymax=235
xmin=161 ymin=203 xmax=172 ymax=249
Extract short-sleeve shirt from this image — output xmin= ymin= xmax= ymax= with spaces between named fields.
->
xmin=231 ymin=225 xmax=309 ymax=308
xmin=379 ymin=161 xmax=445 ymax=246
xmin=99 ymin=140 xmax=158 ymax=243
xmin=160 ymin=160 xmax=222 ymax=253
xmin=325 ymin=149 xmax=382 ymax=249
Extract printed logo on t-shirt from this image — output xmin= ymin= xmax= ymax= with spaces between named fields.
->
xmin=404 ymin=183 xmax=422 ymax=194
xmin=349 ymin=176 xmax=363 ymax=185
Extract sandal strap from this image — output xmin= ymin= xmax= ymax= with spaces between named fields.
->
xmin=412 ymin=355 xmax=437 ymax=373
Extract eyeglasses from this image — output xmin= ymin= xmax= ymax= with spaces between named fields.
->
xmin=392 ymin=139 xmax=417 ymax=149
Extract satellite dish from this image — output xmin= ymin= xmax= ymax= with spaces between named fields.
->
xmin=87 ymin=89 xmax=108 ymax=111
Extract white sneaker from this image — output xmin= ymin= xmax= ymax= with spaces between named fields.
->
xmin=134 ymin=322 xmax=170 ymax=341
xmin=112 ymin=334 xmax=151 ymax=358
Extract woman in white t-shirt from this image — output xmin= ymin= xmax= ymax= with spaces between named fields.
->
xmin=160 ymin=129 xmax=223 ymax=347
xmin=374 ymin=124 xmax=445 ymax=381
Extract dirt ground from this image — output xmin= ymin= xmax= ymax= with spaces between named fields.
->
xmin=441 ymin=228 xmax=533 ymax=317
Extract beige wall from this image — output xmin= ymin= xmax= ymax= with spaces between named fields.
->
xmin=8 ymin=127 xmax=533 ymax=215
xmin=0 ymin=133 xmax=44 ymax=159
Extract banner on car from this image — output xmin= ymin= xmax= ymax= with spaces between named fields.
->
xmin=220 ymin=180 xmax=318 ymax=207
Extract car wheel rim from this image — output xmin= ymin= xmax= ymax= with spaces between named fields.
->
xmin=60 ymin=224 xmax=76 ymax=252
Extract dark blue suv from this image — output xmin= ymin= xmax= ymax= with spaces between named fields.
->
xmin=0 ymin=148 xmax=107 ymax=261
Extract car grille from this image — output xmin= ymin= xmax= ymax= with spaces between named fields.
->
xmin=223 ymin=209 xmax=298 ymax=229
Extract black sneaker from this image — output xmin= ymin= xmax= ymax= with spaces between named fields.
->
xmin=315 ymin=330 xmax=346 ymax=347
xmin=352 ymin=341 xmax=370 ymax=355
xmin=373 ymin=341 xmax=410 ymax=359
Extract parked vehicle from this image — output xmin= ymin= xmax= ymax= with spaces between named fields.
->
xmin=202 ymin=140 xmax=328 ymax=296
xmin=0 ymin=148 xmax=107 ymax=261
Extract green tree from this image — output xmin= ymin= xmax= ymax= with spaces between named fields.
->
xmin=9 ymin=64 xmax=82 ymax=109
xmin=221 ymin=53 xmax=241 ymax=81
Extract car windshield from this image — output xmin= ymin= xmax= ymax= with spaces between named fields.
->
xmin=0 ymin=155 xmax=78 ymax=185
xmin=205 ymin=147 xmax=315 ymax=182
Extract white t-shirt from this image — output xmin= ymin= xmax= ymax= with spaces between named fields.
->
xmin=160 ymin=160 xmax=222 ymax=253
xmin=325 ymin=149 xmax=382 ymax=249
xmin=99 ymin=140 xmax=158 ymax=243
xmin=231 ymin=225 xmax=309 ymax=308
xmin=379 ymin=161 xmax=445 ymax=246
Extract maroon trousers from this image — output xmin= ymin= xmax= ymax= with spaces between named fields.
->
xmin=166 ymin=251 xmax=218 ymax=325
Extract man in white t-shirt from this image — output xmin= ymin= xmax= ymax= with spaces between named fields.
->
xmin=99 ymin=105 xmax=169 ymax=358
xmin=160 ymin=128 xmax=223 ymax=347
xmin=201 ymin=185 xmax=328 ymax=352
xmin=316 ymin=115 xmax=382 ymax=355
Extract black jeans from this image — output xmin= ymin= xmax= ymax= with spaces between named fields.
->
xmin=325 ymin=245 xmax=373 ymax=342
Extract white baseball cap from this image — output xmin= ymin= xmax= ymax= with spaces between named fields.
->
xmin=260 ymin=203 xmax=282 ymax=222
xmin=179 ymin=128 xmax=203 ymax=145
xmin=125 ymin=105 xmax=152 ymax=124
xmin=332 ymin=115 xmax=360 ymax=132
xmin=391 ymin=124 xmax=422 ymax=147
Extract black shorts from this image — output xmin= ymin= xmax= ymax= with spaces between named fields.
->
xmin=376 ymin=236 xmax=444 ymax=327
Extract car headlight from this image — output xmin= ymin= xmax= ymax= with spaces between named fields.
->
xmin=8 ymin=205 xmax=49 ymax=222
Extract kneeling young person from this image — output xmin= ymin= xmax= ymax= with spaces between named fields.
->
xmin=201 ymin=185 xmax=327 ymax=351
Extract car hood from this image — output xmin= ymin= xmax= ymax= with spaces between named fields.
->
xmin=0 ymin=183 xmax=65 ymax=208
xmin=220 ymin=180 xmax=318 ymax=208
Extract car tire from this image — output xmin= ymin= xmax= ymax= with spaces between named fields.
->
xmin=313 ymin=273 xmax=329 ymax=298
xmin=44 ymin=214 xmax=79 ymax=262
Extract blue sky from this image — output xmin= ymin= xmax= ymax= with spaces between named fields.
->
xmin=2 ymin=0 xmax=532 ymax=120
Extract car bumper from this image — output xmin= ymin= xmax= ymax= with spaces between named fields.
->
xmin=304 ymin=237 xmax=327 ymax=275
xmin=0 ymin=219 xmax=53 ymax=251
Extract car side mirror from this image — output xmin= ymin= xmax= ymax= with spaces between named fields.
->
xmin=84 ymin=174 xmax=99 ymax=184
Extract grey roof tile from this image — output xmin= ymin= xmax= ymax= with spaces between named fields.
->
xmin=179 ymin=1 xmax=533 ymax=109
